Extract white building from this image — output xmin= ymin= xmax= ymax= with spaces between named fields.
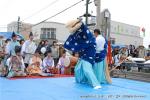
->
xmin=7 ymin=20 xmax=142 ymax=47
xmin=32 ymin=22 xmax=69 ymax=43
xmin=110 ymin=21 xmax=143 ymax=47
xmin=88 ymin=19 xmax=143 ymax=47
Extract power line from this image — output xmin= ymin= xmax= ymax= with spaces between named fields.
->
xmin=22 ymin=0 xmax=60 ymax=21
xmin=19 ymin=0 xmax=84 ymax=32
xmin=33 ymin=0 xmax=84 ymax=27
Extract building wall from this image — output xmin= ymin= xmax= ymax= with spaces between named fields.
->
xmin=110 ymin=33 xmax=143 ymax=46
xmin=32 ymin=22 xmax=69 ymax=43
xmin=110 ymin=21 xmax=143 ymax=47
xmin=88 ymin=20 xmax=143 ymax=47
xmin=7 ymin=20 xmax=142 ymax=47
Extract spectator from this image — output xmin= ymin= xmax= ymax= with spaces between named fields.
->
xmin=138 ymin=45 xmax=146 ymax=58
xmin=44 ymin=40 xmax=51 ymax=56
xmin=26 ymin=50 xmax=43 ymax=75
xmin=7 ymin=32 xmax=20 ymax=56
xmin=3 ymin=39 xmax=11 ymax=66
xmin=147 ymin=49 xmax=150 ymax=57
xmin=112 ymin=47 xmax=119 ymax=57
xmin=147 ymin=45 xmax=150 ymax=56
xmin=59 ymin=44 xmax=65 ymax=58
xmin=4 ymin=39 xmax=11 ymax=54
xmin=6 ymin=46 xmax=26 ymax=78
xmin=128 ymin=45 xmax=135 ymax=57
xmin=133 ymin=48 xmax=139 ymax=57
xmin=120 ymin=47 xmax=128 ymax=58
xmin=21 ymin=32 xmax=37 ymax=67
xmin=0 ymin=47 xmax=7 ymax=77
xmin=51 ymin=41 xmax=59 ymax=66
xmin=42 ymin=50 xmax=54 ymax=73
xmin=19 ymin=39 xmax=25 ymax=47
xmin=36 ymin=40 xmax=45 ymax=54
xmin=57 ymin=50 xmax=69 ymax=74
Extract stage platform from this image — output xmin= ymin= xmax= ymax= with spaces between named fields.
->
xmin=0 ymin=77 xmax=150 ymax=100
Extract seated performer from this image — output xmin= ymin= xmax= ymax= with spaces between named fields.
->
xmin=0 ymin=47 xmax=7 ymax=77
xmin=26 ymin=50 xmax=43 ymax=75
xmin=93 ymin=29 xmax=112 ymax=84
xmin=57 ymin=50 xmax=70 ymax=74
xmin=6 ymin=46 xmax=26 ymax=78
xmin=27 ymin=50 xmax=53 ymax=76
xmin=64 ymin=19 xmax=101 ymax=89
xmin=42 ymin=50 xmax=55 ymax=73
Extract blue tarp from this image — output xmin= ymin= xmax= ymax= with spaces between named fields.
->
xmin=111 ymin=44 xmax=127 ymax=49
xmin=0 ymin=32 xmax=24 ymax=40
xmin=0 ymin=77 xmax=150 ymax=100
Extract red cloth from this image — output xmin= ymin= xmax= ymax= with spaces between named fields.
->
xmin=8 ymin=74 xmax=74 ymax=80
xmin=107 ymin=40 xmax=112 ymax=64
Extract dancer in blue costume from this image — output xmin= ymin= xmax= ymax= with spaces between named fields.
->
xmin=64 ymin=19 xmax=101 ymax=89
xmin=93 ymin=29 xmax=112 ymax=84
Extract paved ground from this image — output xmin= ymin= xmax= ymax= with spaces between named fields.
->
xmin=112 ymin=70 xmax=150 ymax=82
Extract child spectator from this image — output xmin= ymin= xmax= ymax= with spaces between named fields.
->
xmin=57 ymin=50 xmax=70 ymax=74
xmin=42 ymin=50 xmax=54 ymax=73
xmin=26 ymin=50 xmax=43 ymax=75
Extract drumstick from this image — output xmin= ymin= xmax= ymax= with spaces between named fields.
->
xmin=109 ymin=57 xmax=128 ymax=72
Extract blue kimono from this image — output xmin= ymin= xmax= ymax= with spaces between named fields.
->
xmin=8 ymin=40 xmax=20 ymax=55
xmin=64 ymin=23 xmax=100 ymax=87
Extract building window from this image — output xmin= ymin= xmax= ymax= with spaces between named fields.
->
xmin=114 ymin=27 xmax=117 ymax=31
xmin=47 ymin=32 xmax=50 ymax=38
xmin=121 ymin=27 xmax=124 ymax=32
xmin=110 ymin=38 xmax=115 ymax=44
xmin=126 ymin=29 xmax=128 ymax=33
xmin=43 ymin=31 xmax=46 ymax=34
xmin=40 ymin=28 xmax=56 ymax=39
xmin=51 ymin=28 xmax=56 ymax=39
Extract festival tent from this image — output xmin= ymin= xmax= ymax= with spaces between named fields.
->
xmin=0 ymin=32 xmax=24 ymax=40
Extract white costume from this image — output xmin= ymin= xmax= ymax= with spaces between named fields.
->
xmin=42 ymin=57 xmax=54 ymax=70
xmin=96 ymin=35 xmax=106 ymax=52
xmin=21 ymin=40 xmax=37 ymax=64
xmin=93 ymin=34 xmax=112 ymax=84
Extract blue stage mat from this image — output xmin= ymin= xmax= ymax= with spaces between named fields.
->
xmin=0 ymin=77 xmax=150 ymax=100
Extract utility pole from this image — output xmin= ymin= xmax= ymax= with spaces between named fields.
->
xmin=85 ymin=0 xmax=90 ymax=25
xmin=94 ymin=0 xmax=101 ymax=30
xmin=17 ymin=16 xmax=20 ymax=33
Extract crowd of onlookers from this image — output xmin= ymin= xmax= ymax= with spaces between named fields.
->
xmin=111 ymin=44 xmax=150 ymax=71
xmin=0 ymin=32 xmax=150 ymax=78
xmin=0 ymin=32 xmax=79 ymax=78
